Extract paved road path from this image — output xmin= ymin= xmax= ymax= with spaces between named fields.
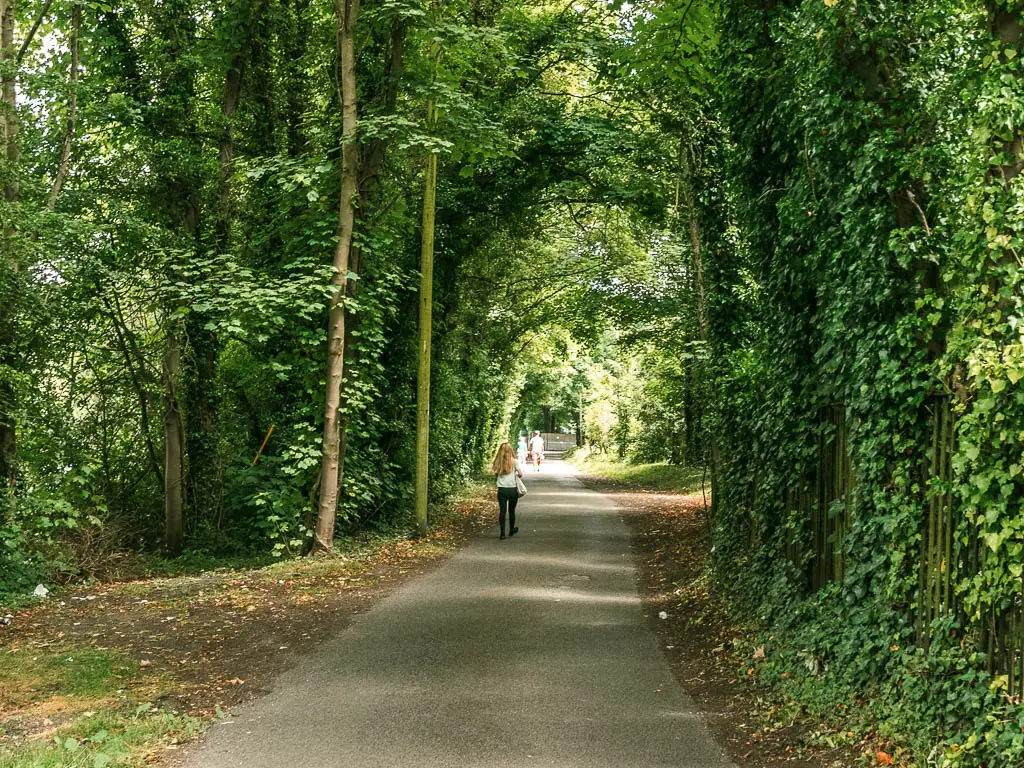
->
xmin=185 ymin=461 xmax=734 ymax=768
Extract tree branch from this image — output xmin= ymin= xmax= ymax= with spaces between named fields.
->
xmin=47 ymin=2 xmax=80 ymax=209
xmin=16 ymin=0 xmax=52 ymax=65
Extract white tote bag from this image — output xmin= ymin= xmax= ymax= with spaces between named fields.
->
xmin=515 ymin=473 xmax=528 ymax=498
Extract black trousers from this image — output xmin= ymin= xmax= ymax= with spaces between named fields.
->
xmin=497 ymin=487 xmax=518 ymax=534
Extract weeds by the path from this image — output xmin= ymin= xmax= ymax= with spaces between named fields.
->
xmin=0 ymin=483 xmax=494 ymax=767
xmin=570 ymin=451 xmax=706 ymax=495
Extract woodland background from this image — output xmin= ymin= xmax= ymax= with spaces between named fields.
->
xmin=1 ymin=0 xmax=1023 ymax=763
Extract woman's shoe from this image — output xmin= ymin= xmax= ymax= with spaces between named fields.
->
xmin=499 ymin=533 xmax=506 ymax=540
xmin=510 ymin=527 xmax=519 ymax=537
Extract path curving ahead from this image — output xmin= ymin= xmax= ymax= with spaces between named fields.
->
xmin=184 ymin=462 xmax=734 ymax=768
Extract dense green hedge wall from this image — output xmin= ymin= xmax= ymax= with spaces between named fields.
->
xmin=706 ymin=0 xmax=1024 ymax=762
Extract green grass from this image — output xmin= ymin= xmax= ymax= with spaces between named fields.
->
xmin=139 ymin=551 xmax=277 ymax=579
xmin=0 ymin=648 xmax=138 ymax=701
xmin=571 ymin=450 xmax=706 ymax=494
xmin=36 ymin=650 xmax=130 ymax=698
xmin=0 ymin=645 xmax=196 ymax=767
xmin=0 ymin=709 xmax=200 ymax=768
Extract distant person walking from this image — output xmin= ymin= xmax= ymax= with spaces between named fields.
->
xmin=530 ymin=431 xmax=545 ymax=472
xmin=491 ymin=442 xmax=524 ymax=540
xmin=517 ymin=435 xmax=528 ymax=469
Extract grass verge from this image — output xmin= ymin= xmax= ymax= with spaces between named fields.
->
xmin=569 ymin=448 xmax=707 ymax=495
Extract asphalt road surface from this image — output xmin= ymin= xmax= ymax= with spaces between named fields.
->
xmin=184 ymin=461 xmax=734 ymax=768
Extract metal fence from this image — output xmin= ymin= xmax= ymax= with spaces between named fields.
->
xmin=782 ymin=398 xmax=1024 ymax=699
xmin=538 ymin=432 xmax=577 ymax=452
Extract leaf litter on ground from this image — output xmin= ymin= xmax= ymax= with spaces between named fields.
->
xmin=0 ymin=482 xmax=495 ymax=766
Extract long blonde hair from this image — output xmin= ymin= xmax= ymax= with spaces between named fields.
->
xmin=491 ymin=442 xmax=515 ymax=475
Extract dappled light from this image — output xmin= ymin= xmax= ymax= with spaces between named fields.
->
xmin=1 ymin=0 xmax=1022 ymax=763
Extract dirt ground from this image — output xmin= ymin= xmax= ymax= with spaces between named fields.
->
xmin=0 ymin=493 xmax=496 ymax=760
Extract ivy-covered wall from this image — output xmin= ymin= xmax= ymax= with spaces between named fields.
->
xmin=707 ymin=0 xmax=1024 ymax=762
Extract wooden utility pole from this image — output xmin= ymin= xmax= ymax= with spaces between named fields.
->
xmin=414 ymin=107 xmax=439 ymax=538
xmin=414 ymin=27 xmax=442 ymax=538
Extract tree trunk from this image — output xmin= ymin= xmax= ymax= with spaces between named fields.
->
xmin=47 ymin=2 xmax=80 ymax=210
xmin=2 ymin=0 xmax=19 ymax=204
xmin=414 ymin=147 xmax=438 ymax=538
xmin=681 ymin=352 xmax=697 ymax=463
xmin=216 ymin=73 xmax=241 ymax=248
xmin=0 ymin=408 xmax=12 ymax=487
xmin=0 ymin=0 xmax=17 ymax=487
xmin=681 ymin=133 xmax=717 ymax=520
xmin=152 ymin=0 xmax=200 ymax=552
xmin=680 ymin=138 xmax=707 ymax=342
xmin=334 ymin=14 xmax=406 ymax=505
xmin=576 ymin=391 xmax=582 ymax=447
xmin=163 ymin=329 xmax=185 ymax=555
xmin=165 ymin=202 xmax=197 ymax=552
xmin=314 ymin=0 xmax=360 ymax=554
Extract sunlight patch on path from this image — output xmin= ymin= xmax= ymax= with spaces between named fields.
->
xmin=183 ymin=460 xmax=734 ymax=768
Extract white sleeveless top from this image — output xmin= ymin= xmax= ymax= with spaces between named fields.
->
xmin=497 ymin=470 xmax=518 ymax=488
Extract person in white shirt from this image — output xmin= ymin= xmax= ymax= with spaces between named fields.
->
xmin=529 ymin=431 xmax=545 ymax=472
xmin=491 ymin=442 xmax=524 ymax=540
xmin=517 ymin=435 xmax=528 ymax=468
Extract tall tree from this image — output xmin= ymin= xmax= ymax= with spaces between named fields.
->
xmin=0 ymin=0 xmax=19 ymax=488
xmin=154 ymin=0 xmax=201 ymax=555
xmin=335 ymin=11 xmax=406 ymax=518
xmin=314 ymin=0 xmax=360 ymax=553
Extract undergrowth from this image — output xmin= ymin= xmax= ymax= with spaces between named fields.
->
xmin=570 ymin=448 xmax=707 ymax=495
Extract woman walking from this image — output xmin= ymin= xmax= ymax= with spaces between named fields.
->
xmin=491 ymin=442 xmax=524 ymax=540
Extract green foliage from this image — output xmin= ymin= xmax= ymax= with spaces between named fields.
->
xmin=3 ymin=0 xmax=1022 ymax=761
xmin=692 ymin=0 xmax=1024 ymax=762
xmin=0 ymin=490 xmax=105 ymax=597
xmin=571 ymin=449 xmax=705 ymax=495
xmin=1 ymin=0 xmax=673 ymax=591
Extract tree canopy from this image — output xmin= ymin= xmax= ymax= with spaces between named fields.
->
xmin=2 ymin=0 xmax=1024 ymax=762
